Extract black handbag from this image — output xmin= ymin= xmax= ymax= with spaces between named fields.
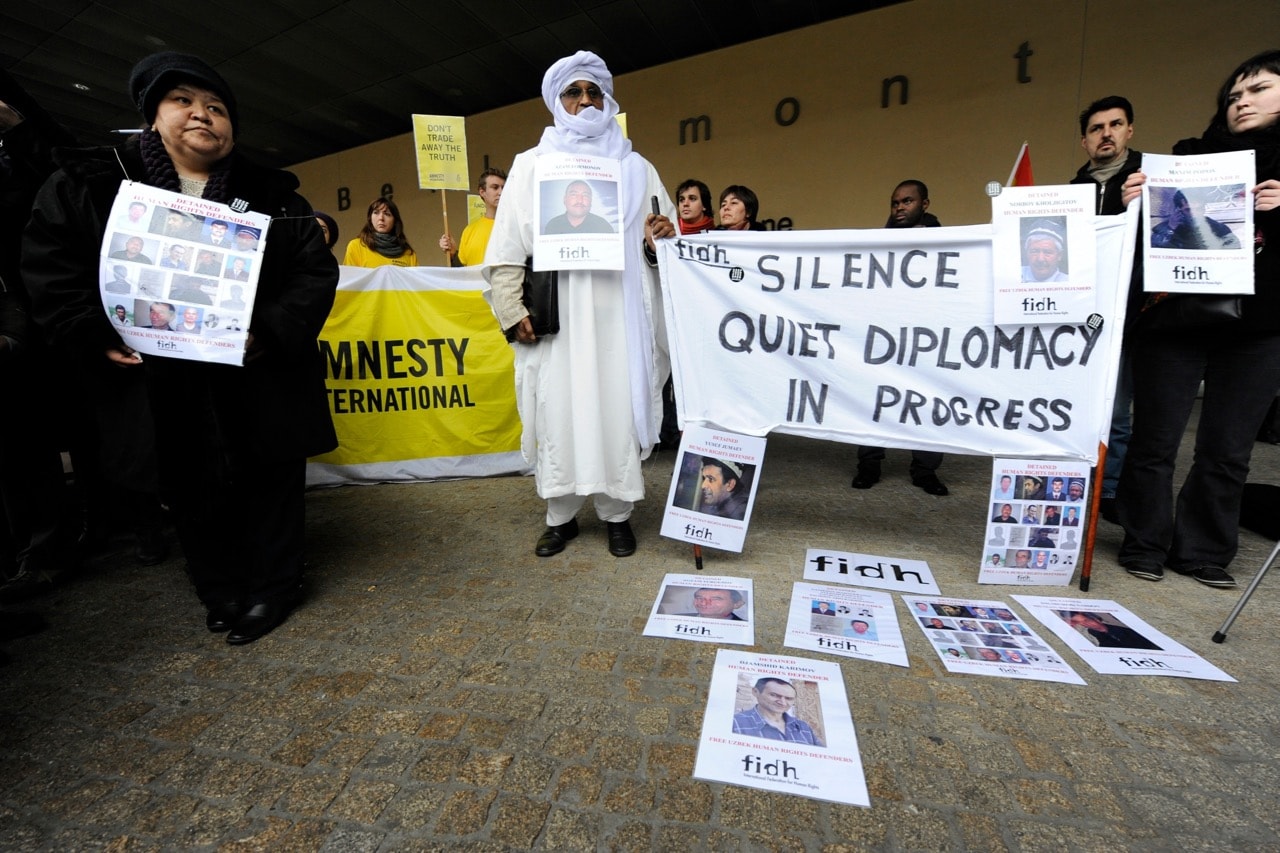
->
xmin=1138 ymin=292 xmax=1242 ymax=332
xmin=504 ymin=258 xmax=559 ymax=342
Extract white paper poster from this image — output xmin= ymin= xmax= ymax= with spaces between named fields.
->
xmin=1014 ymin=595 xmax=1236 ymax=682
xmin=802 ymin=548 xmax=940 ymax=595
xmin=102 ymin=183 xmax=268 ymax=365
xmin=784 ymin=583 xmax=909 ymax=668
xmin=1142 ymin=151 xmax=1255 ymax=294
xmin=903 ymin=595 xmax=1086 ymax=684
xmin=660 ymin=426 xmax=765 ymax=553
xmin=643 ymin=574 xmax=754 ymax=645
xmin=694 ymin=650 xmax=869 ymax=807
xmin=532 ymin=152 xmax=624 ymax=271
xmin=992 ymin=184 xmax=1097 ymax=325
xmin=980 ymin=458 xmax=1090 ymax=585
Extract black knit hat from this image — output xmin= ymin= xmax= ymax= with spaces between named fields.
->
xmin=128 ymin=52 xmax=238 ymax=135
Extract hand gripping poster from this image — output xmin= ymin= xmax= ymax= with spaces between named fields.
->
xmin=1142 ymin=151 xmax=1255 ymax=294
xmin=102 ymin=183 xmax=268 ymax=365
xmin=695 ymin=650 xmax=869 ymax=807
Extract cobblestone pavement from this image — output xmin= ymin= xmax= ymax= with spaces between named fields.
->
xmin=3 ymin=420 xmax=1280 ymax=851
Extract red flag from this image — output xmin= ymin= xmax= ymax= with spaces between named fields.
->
xmin=1007 ymin=142 xmax=1034 ymax=187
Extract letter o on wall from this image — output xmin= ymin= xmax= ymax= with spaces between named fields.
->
xmin=775 ymin=97 xmax=800 ymax=127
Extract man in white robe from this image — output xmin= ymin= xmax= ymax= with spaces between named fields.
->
xmin=484 ymin=51 xmax=677 ymax=558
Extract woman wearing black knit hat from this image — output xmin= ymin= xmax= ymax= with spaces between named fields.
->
xmin=23 ymin=52 xmax=339 ymax=644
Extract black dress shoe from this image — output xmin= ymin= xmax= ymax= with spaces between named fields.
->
xmin=913 ymin=473 xmax=950 ymax=496
xmin=606 ymin=520 xmax=636 ymax=557
xmin=850 ymin=464 xmax=881 ymax=489
xmin=226 ymin=596 xmax=298 ymax=645
xmin=205 ymin=601 xmax=245 ymax=633
xmin=535 ymin=518 xmax=579 ymax=557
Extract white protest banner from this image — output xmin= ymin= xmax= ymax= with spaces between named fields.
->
xmin=533 ymin=152 xmax=624 ymax=271
xmin=991 ymin=184 xmax=1097 ymax=324
xmin=980 ymin=458 xmax=1090 ymax=585
xmin=904 ymin=595 xmax=1085 ymax=684
xmin=1014 ymin=595 xmax=1235 ymax=682
xmin=657 ymin=219 xmax=1131 ymax=463
xmin=643 ymin=574 xmax=754 ymax=645
xmin=695 ymin=650 xmax=869 ymax=807
xmin=1142 ymin=151 xmax=1254 ymax=294
xmin=660 ymin=426 xmax=765 ymax=552
xmin=784 ymin=583 xmax=908 ymax=668
xmin=103 ymin=183 xmax=267 ymax=365
xmin=802 ymin=548 xmax=940 ymax=595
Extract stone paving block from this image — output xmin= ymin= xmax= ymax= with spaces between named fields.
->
xmin=540 ymin=806 xmax=598 ymax=851
xmin=277 ymin=773 xmax=347 ymax=817
xmin=435 ymin=789 xmax=496 ymax=836
xmin=657 ymin=778 xmax=713 ymax=822
xmin=409 ymin=745 xmax=468 ymax=783
xmin=554 ymin=764 xmax=604 ymax=806
xmin=378 ymin=785 xmax=445 ymax=833
xmin=326 ymin=778 xmax=399 ymax=823
xmin=497 ymin=754 xmax=557 ymax=795
xmin=488 ymin=795 xmax=550 ymax=847
xmin=354 ymin=735 xmax=423 ymax=776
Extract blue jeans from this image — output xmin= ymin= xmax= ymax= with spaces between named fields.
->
xmin=1118 ymin=327 xmax=1280 ymax=570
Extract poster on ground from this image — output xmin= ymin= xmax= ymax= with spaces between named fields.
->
xmin=644 ymin=574 xmax=754 ymax=645
xmin=802 ymin=548 xmax=940 ymax=595
xmin=660 ymin=426 xmax=765 ymax=553
xmin=784 ymin=583 xmax=908 ymax=668
xmin=694 ymin=649 xmax=869 ymax=807
xmin=903 ymin=595 xmax=1085 ymax=684
xmin=981 ymin=458 xmax=1090 ymax=585
xmin=1014 ymin=595 xmax=1235 ymax=681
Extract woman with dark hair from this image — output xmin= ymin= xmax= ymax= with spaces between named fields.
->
xmin=343 ymin=198 xmax=417 ymax=267
xmin=23 ymin=51 xmax=339 ymax=642
xmin=716 ymin=185 xmax=761 ymax=231
xmin=1117 ymin=49 xmax=1280 ymax=588
xmin=313 ymin=210 xmax=339 ymax=250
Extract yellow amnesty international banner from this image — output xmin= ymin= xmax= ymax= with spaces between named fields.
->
xmin=412 ymin=114 xmax=469 ymax=190
xmin=307 ymin=266 xmax=528 ymax=485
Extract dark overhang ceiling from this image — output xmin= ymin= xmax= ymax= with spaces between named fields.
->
xmin=3 ymin=0 xmax=904 ymax=169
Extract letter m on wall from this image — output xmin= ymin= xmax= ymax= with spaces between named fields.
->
xmin=679 ymin=115 xmax=711 ymax=145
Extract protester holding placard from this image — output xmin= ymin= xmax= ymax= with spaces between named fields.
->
xmin=343 ymin=198 xmax=417 ymax=267
xmin=1117 ymin=50 xmax=1280 ymax=588
xmin=439 ymin=167 xmax=505 ymax=267
xmin=484 ymin=50 xmax=676 ymax=559
xmin=23 ymin=52 xmax=339 ymax=642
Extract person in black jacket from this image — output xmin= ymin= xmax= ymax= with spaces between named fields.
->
xmin=23 ymin=52 xmax=338 ymax=643
xmin=1116 ymin=50 xmax=1280 ymax=589
xmin=1070 ymin=96 xmax=1144 ymax=524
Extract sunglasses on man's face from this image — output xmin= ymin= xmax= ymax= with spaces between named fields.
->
xmin=560 ymin=85 xmax=603 ymax=101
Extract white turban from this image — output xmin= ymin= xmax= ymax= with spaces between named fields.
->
xmin=536 ymin=51 xmax=628 ymax=159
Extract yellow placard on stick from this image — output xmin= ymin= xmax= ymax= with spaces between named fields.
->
xmin=466 ymin=194 xmax=485 ymax=224
xmin=412 ymin=114 xmax=469 ymax=190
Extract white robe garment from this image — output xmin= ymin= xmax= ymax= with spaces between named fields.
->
xmin=485 ymin=148 xmax=675 ymax=502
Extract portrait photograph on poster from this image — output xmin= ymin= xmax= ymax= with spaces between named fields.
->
xmin=1014 ymin=595 xmax=1235 ymax=681
xmin=694 ymin=650 xmax=869 ymax=807
xmin=783 ymin=582 xmax=909 ymax=667
xmin=643 ymin=573 xmax=754 ymax=645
